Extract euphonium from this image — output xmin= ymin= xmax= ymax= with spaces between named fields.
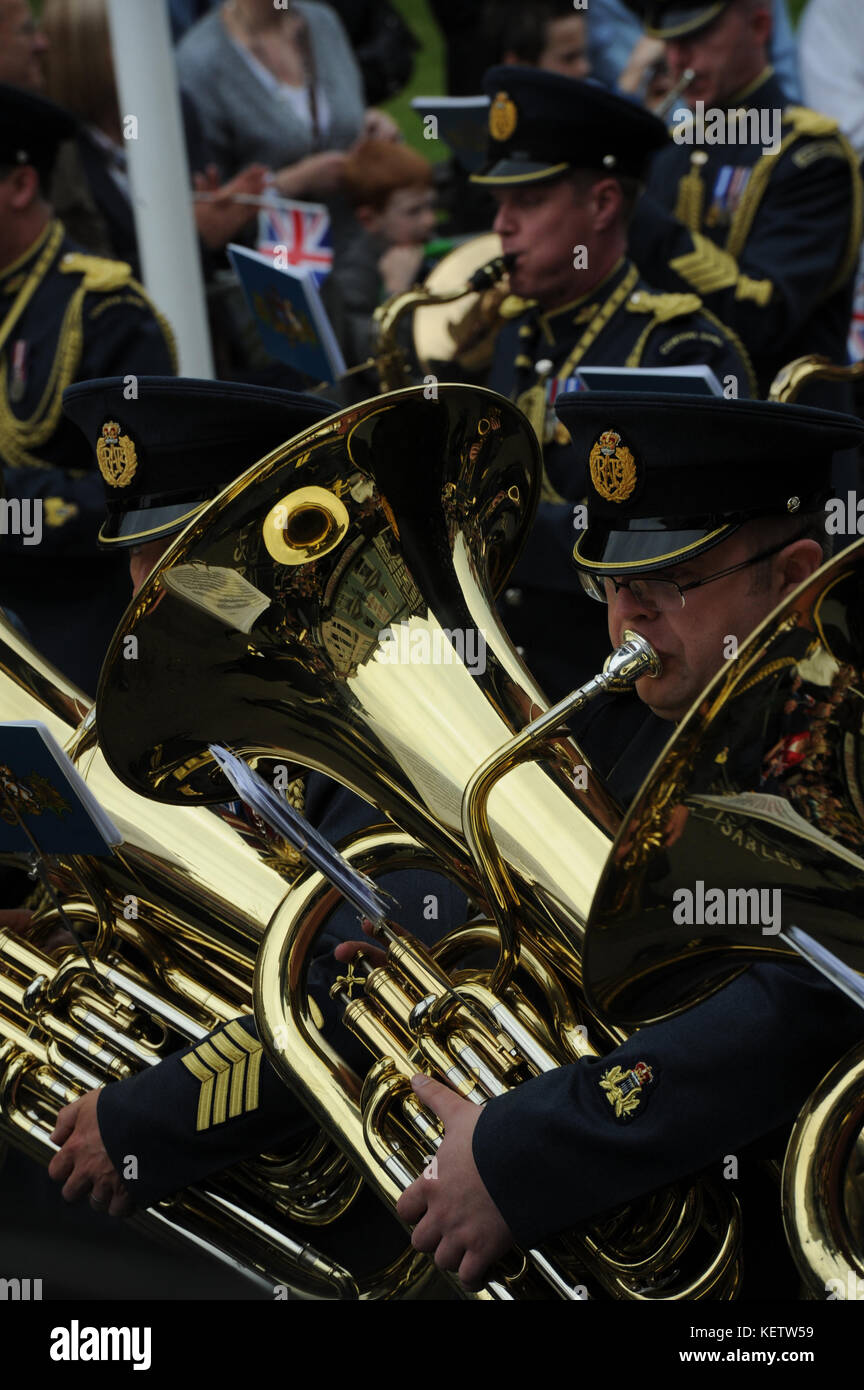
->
xmin=96 ymin=384 xmax=743 ymax=1298
xmin=0 ymin=616 xmax=429 ymax=1299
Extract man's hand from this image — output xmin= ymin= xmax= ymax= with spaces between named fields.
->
xmin=0 ymin=908 xmax=33 ymax=935
xmin=192 ymin=162 xmax=270 ymax=249
xmin=48 ymin=1089 xmax=132 ymax=1217
xmin=396 ymin=1074 xmax=514 ymax=1290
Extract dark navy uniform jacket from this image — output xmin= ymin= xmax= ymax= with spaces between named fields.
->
xmin=0 ymin=221 xmax=176 ymax=692
xmin=97 ymin=772 xmax=468 ymax=1208
xmin=488 ymin=257 xmax=755 ymax=701
xmin=629 ymin=70 xmax=862 ymax=408
xmin=472 ymin=693 xmax=864 ymax=1249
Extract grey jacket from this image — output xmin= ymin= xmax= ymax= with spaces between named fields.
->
xmin=176 ymin=1 xmax=366 ymax=246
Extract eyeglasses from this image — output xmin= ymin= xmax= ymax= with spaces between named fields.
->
xmin=579 ymin=535 xmax=806 ymax=613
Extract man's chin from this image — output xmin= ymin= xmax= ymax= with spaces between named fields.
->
xmin=635 ymin=671 xmax=690 ymax=723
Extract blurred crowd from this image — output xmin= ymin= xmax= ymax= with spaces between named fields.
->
xmin=1 ymin=0 xmax=858 ymax=397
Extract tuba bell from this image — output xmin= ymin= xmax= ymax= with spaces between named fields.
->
xmin=95 ymin=384 xmax=743 ymax=1298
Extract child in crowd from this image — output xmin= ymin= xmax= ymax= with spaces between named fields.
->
xmin=334 ymin=139 xmax=438 ymax=365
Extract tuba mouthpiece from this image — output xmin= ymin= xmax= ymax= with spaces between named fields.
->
xmin=601 ymin=630 xmax=662 ymax=689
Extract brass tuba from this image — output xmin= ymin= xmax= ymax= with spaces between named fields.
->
xmin=95 ymin=384 xmax=743 ymax=1298
xmin=0 ymin=616 xmax=431 ymax=1299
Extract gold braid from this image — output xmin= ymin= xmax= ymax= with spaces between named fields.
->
xmin=0 ymin=226 xmax=178 ymax=469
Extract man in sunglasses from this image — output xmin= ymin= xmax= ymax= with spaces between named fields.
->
xmin=392 ymin=392 xmax=864 ymax=1293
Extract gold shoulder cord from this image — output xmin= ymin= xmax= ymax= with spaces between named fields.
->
xmin=553 ymin=264 xmax=641 ymax=383
xmin=725 ymin=108 xmax=860 ymax=288
xmin=0 ymin=229 xmax=178 ymax=469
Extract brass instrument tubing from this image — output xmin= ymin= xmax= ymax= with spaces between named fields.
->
xmin=462 ymin=632 xmax=660 ymax=994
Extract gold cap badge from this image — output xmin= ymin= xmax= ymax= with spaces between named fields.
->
xmin=96 ymin=421 xmax=137 ymax=488
xmin=588 ymin=429 xmax=637 ymax=503
xmin=489 ymin=91 xmax=518 ymax=142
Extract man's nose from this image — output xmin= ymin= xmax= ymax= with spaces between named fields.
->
xmin=492 ymin=202 xmax=515 ymax=237
xmin=665 ymin=40 xmax=693 ymax=77
xmin=608 ymin=584 xmax=659 ymax=637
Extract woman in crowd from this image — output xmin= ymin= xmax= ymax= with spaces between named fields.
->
xmin=176 ymin=0 xmax=401 ymax=251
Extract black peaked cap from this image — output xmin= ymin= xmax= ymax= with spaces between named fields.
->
xmin=470 ymin=66 xmax=668 ymax=187
xmin=555 ymin=392 xmax=864 ymax=572
xmin=62 ymin=376 xmax=339 ymax=547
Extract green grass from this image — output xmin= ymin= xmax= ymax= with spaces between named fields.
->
xmin=381 ymin=0 xmax=448 ymax=161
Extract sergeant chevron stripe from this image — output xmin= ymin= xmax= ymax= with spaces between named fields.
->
xmin=181 ymin=1020 xmax=263 ymax=1131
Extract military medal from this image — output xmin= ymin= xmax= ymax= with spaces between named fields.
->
xmin=9 ymin=339 xmax=27 ymax=403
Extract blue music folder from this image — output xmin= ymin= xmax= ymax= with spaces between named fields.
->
xmin=228 ymin=243 xmax=346 ymax=384
xmin=0 ymin=722 xmax=121 ymax=856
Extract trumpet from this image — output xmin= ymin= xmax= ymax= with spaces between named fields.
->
xmin=654 ymin=67 xmax=697 ymax=122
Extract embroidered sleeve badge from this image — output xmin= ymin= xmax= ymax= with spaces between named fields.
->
xmin=600 ymin=1060 xmax=654 ymax=1120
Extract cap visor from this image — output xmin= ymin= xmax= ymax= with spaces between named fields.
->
xmin=98 ymin=500 xmax=204 ymax=548
xmin=573 ymin=520 xmax=737 ymax=572
xmin=470 ymin=158 xmax=571 ymax=186
xmin=644 ymin=1 xmax=726 ymax=38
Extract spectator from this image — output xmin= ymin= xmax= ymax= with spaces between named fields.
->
xmin=800 ymin=0 xmax=864 ymax=158
xmin=0 ymin=0 xmax=48 ymax=90
xmin=335 ymin=138 xmax=437 ymax=364
xmin=800 ymin=0 xmax=864 ymax=362
xmin=483 ymin=0 xmax=591 ymax=79
xmin=42 ymin=0 xmax=268 ymax=273
xmin=329 ymin=0 xmax=419 ymax=105
xmin=176 ymin=0 xmax=400 ymax=254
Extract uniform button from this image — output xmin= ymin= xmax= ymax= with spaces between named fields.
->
xmin=504 ymin=588 xmax=523 ymax=607
xmin=515 ymin=645 xmax=526 ymax=657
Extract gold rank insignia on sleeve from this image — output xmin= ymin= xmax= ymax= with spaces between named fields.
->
xmin=588 ymin=429 xmax=637 ymax=503
xmin=489 ymin=91 xmax=518 ymax=142
xmin=181 ymin=1020 xmax=263 ymax=1131
xmin=96 ymin=421 xmax=137 ymax=487
xmin=600 ymin=1061 xmax=654 ymax=1120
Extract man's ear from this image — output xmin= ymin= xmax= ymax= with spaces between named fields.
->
xmin=749 ymin=4 xmax=773 ymax=48
xmin=777 ymin=538 xmax=824 ymax=597
xmin=6 ymin=164 xmax=41 ymax=211
xmin=588 ymin=177 xmax=624 ymax=234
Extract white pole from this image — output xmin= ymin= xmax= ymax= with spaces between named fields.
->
xmin=106 ymin=0 xmax=213 ymax=377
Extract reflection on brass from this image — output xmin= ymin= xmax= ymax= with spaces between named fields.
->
xmin=782 ymin=1038 xmax=864 ymax=1297
xmin=98 ymin=384 xmax=743 ymax=1299
xmin=263 ymin=485 xmax=349 ymax=566
xmin=769 ymin=353 xmax=864 ymax=404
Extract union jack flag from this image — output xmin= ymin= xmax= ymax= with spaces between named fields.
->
xmin=257 ymin=199 xmax=333 ymax=288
